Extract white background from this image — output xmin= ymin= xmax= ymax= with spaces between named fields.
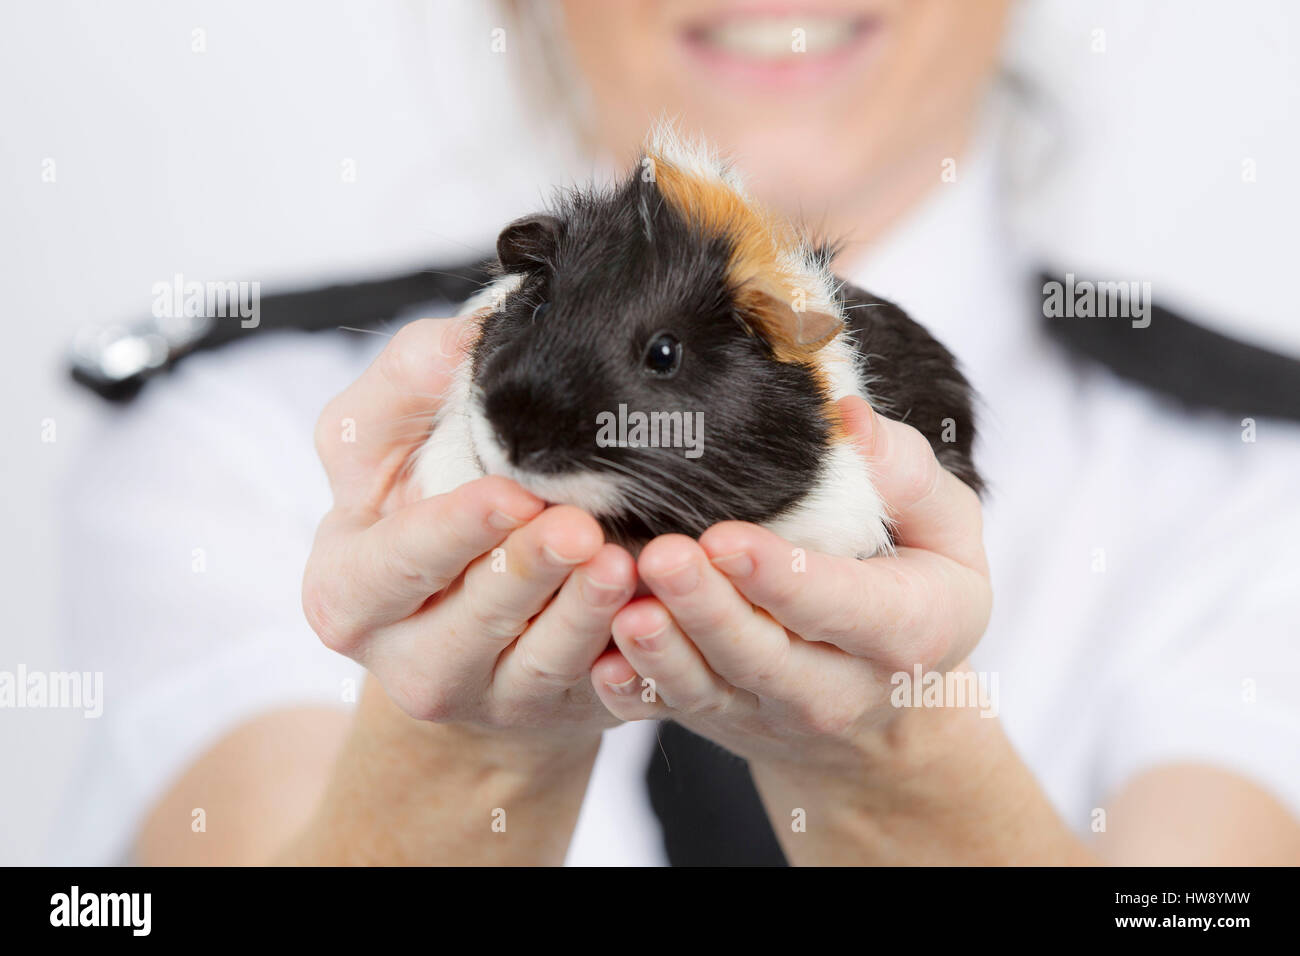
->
xmin=1 ymin=0 xmax=1296 ymax=863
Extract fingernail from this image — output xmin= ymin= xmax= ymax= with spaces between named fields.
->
xmin=605 ymin=674 xmax=640 ymax=695
xmin=542 ymin=545 xmax=584 ymax=567
xmin=487 ymin=510 xmax=524 ymax=531
xmin=654 ymin=562 xmax=698 ymax=596
xmin=710 ymin=551 xmax=754 ymax=578
xmin=581 ymin=575 xmax=625 ymax=607
xmin=632 ymin=623 xmax=667 ymax=652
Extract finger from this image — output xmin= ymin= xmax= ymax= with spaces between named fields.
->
xmin=590 ymin=647 xmax=662 ymax=721
xmin=431 ymin=506 xmax=605 ymax=690
xmin=302 ymin=475 xmax=544 ymax=655
xmin=699 ymin=521 xmax=991 ymax=672
xmin=315 ymin=316 xmax=476 ymax=508
xmin=601 ymin=597 xmax=754 ymax=721
xmin=636 ymin=535 xmax=794 ymax=696
xmin=493 ymin=543 xmax=637 ymax=694
xmin=838 ymin=396 xmax=986 ymax=572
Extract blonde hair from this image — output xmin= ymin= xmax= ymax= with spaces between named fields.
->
xmin=497 ymin=0 xmax=597 ymax=153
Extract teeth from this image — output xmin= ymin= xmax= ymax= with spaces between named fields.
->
xmin=702 ymin=17 xmax=858 ymax=60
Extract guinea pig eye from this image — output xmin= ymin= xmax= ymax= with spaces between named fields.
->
xmin=643 ymin=332 xmax=682 ymax=377
xmin=531 ymin=301 xmax=551 ymax=321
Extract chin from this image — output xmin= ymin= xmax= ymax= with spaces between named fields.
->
xmin=466 ymin=403 xmax=629 ymax=517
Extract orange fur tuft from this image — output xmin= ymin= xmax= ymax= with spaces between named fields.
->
xmin=650 ymin=155 xmax=840 ymax=364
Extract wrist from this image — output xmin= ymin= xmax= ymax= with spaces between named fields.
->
xmin=282 ymin=676 xmax=599 ymax=865
xmin=751 ymin=699 xmax=1091 ymax=865
xmin=362 ymin=674 xmax=601 ymax=777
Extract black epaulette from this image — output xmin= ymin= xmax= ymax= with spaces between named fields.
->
xmin=68 ymin=260 xmax=493 ymax=401
xmin=1036 ymin=271 xmax=1300 ymax=422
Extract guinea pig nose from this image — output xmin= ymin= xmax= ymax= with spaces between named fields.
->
xmin=491 ymin=415 xmax=550 ymax=469
xmin=483 ymin=377 xmax=576 ymax=471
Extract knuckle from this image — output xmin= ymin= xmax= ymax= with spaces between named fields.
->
xmin=434 ymin=510 xmax=479 ymax=563
xmin=799 ymin=698 xmax=858 ymax=738
xmin=733 ymin=639 xmax=790 ymax=689
xmin=898 ymin=573 xmax=951 ymax=666
xmin=894 ymin=428 xmax=942 ymax=506
xmin=901 ymin=459 xmax=941 ymax=510
xmin=676 ymin=686 xmax=732 ymax=718
xmin=514 ymin=645 xmax=584 ymax=688
xmin=301 ymin=577 xmax=360 ymax=653
xmin=879 ymin=564 xmax=923 ymax=639
xmin=464 ymin=592 xmax=528 ymax=644
xmin=911 ymin=629 xmax=949 ymax=673
xmin=773 ymin=568 xmax=806 ymax=606
xmin=401 ymin=687 xmax=458 ymax=724
xmin=691 ymin=603 xmax=735 ymax=637
xmin=476 ymin=705 xmax=516 ymax=731
xmin=385 ymin=666 xmax=459 ymax=723
xmin=820 ymin=594 xmax=866 ymax=647
xmin=379 ymin=539 xmax=443 ymax=596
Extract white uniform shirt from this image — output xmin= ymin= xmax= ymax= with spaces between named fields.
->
xmin=48 ymin=139 xmax=1300 ymax=866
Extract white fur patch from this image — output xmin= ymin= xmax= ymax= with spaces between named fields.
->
xmin=761 ymin=331 xmax=892 ymax=558
xmin=646 ymin=121 xmax=749 ymax=194
xmin=410 ymin=351 xmax=481 ymax=499
xmin=764 ymin=436 xmax=892 ymax=559
xmin=409 ymin=276 xmax=514 ymax=500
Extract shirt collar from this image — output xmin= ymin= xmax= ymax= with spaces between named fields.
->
xmin=842 ymin=124 xmax=1032 ymax=390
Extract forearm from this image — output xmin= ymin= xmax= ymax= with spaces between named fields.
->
xmin=278 ymin=676 xmax=599 ymax=865
xmin=751 ymin=702 xmax=1098 ymax=866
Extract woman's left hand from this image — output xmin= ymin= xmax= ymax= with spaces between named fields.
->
xmin=591 ymin=394 xmax=992 ymax=783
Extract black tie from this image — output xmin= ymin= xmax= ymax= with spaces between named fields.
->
xmin=645 ymin=721 xmax=788 ymax=866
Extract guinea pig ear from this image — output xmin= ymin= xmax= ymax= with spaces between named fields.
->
xmin=744 ymin=289 xmax=843 ymax=355
xmin=497 ymin=213 xmax=561 ymax=273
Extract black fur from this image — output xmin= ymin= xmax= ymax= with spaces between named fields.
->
xmin=472 ymin=169 xmax=980 ymax=545
xmin=837 ymin=284 xmax=983 ymax=495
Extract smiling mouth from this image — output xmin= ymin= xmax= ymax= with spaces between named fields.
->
xmin=679 ymin=11 xmax=880 ymax=87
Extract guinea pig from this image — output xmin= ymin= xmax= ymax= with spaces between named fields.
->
xmin=413 ymin=125 xmax=980 ymax=559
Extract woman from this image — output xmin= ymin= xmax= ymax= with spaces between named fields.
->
xmin=54 ymin=0 xmax=1300 ymax=865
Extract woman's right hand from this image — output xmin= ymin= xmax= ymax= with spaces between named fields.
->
xmin=301 ymin=316 xmax=638 ymax=752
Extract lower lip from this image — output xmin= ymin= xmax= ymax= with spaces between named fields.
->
xmin=677 ymin=18 xmax=881 ymax=92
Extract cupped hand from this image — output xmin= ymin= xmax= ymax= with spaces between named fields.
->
xmin=590 ymin=395 xmax=993 ymax=772
xmin=302 ymin=318 xmax=636 ymax=748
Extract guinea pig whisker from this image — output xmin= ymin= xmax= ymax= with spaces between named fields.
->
xmin=422 ymin=268 xmax=494 ymax=290
xmin=592 ymin=455 xmax=713 ymax=531
xmin=379 ymin=410 xmax=445 ymax=427
xmin=591 ymin=457 xmax=689 ymax=522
